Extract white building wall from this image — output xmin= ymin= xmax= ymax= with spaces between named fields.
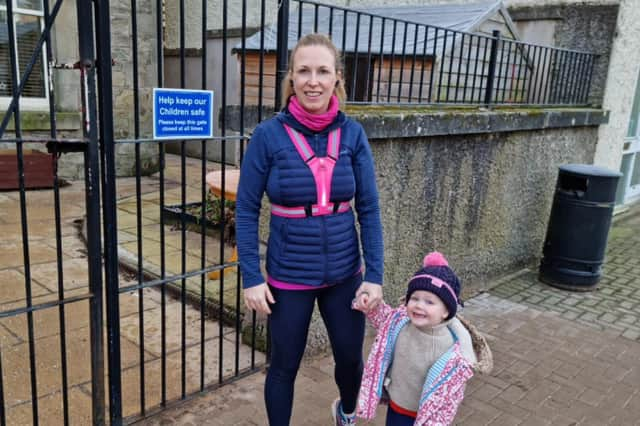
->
xmin=594 ymin=0 xmax=640 ymax=170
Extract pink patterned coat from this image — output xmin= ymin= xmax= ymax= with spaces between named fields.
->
xmin=356 ymin=303 xmax=474 ymax=426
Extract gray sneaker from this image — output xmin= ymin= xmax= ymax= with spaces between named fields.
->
xmin=331 ymin=399 xmax=356 ymax=426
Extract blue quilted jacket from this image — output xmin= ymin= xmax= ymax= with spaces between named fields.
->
xmin=235 ymin=109 xmax=384 ymax=288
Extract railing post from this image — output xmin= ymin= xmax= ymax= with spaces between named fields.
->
xmin=75 ymin=1 xmax=106 ymax=424
xmin=484 ymin=30 xmax=500 ymax=106
xmin=275 ymin=0 xmax=290 ymax=111
xmin=92 ymin=0 xmax=123 ymax=424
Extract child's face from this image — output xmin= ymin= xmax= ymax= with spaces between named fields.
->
xmin=406 ymin=290 xmax=449 ymax=328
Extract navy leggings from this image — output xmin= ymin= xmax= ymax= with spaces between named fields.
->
xmin=385 ymin=405 xmax=416 ymax=426
xmin=265 ymin=274 xmax=365 ymax=426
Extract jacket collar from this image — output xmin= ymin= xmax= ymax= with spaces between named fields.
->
xmin=276 ymin=107 xmax=346 ymax=136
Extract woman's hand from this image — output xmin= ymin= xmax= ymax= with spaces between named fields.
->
xmin=353 ymin=281 xmax=383 ymax=312
xmin=243 ymin=283 xmax=275 ymax=314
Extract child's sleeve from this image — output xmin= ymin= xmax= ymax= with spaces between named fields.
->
xmin=365 ymin=302 xmax=394 ymax=329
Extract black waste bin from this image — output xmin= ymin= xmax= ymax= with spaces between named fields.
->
xmin=539 ymin=164 xmax=622 ymax=291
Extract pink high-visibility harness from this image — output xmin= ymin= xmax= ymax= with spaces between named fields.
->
xmin=271 ymin=124 xmax=351 ymax=218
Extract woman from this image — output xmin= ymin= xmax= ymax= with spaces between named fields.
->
xmin=235 ymin=33 xmax=384 ymax=426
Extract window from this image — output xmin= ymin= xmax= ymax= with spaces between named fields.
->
xmin=617 ymin=69 xmax=640 ymax=204
xmin=0 ymin=0 xmax=48 ymax=108
xmin=628 ymin=70 xmax=640 ymax=139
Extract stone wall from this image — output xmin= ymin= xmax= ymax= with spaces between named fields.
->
xmin=110 ymin=0 xmax=161 ymax=176
xmin=508 ymin=3 xmax=619 ymax=108
xmin=0 ymin=113 xmax=85 ymax=180
xmin=372 ymin=128 xmax=597 ymax=302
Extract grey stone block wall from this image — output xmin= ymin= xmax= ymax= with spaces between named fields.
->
xmin=508 ymin=4 xmax=619 ymax=107
xmin=0 ymin=113 xmax=84 ymax=180
xmin=109 ymin=0 xmax=160 ymax=176
xmin=163 ymin=0 xmax=279 ymax=50
xmin=371 ymin=127 xmax=597 ymax=304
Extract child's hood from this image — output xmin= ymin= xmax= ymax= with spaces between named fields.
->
xmin=456 ymin=314 xmax=493 ymax=375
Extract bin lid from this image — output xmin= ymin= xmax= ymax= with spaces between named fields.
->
xmin=559 ymin=164 xmax=622 ymax=178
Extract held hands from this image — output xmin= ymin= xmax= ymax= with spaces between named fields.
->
xmin=352 ymin=281 xmax=383 ymax=313
xmin=243 ymin=283 xmax=275 ymax=315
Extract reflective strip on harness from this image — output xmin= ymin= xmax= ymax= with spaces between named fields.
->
xmin=274 ymin=124 xmax=349 ymax=218
xmin=284 ymin=124 xmax=341 ymax=161
xmin=271 ymin=201 xmax=351 ymax=218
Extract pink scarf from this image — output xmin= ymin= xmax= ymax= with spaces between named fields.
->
xmin=288 ymin=95 xmax=339 ymax=132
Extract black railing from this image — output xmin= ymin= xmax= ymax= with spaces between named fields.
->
xmin=285 ymin=0 xmax=597 ymax=106
xmin=101 ymin=0 xmax=266 ymax=424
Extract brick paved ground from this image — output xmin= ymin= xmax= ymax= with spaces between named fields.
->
xmin=490 ymin=207 xmax=640 ymax=342
xmin=143 ymin=203 xmax=640 ymax=426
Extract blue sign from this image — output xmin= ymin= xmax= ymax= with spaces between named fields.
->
xmin=153 ymin=88 xmax=214 ymax=140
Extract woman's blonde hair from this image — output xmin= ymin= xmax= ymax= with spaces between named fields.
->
xmin=281 ymin=33 xmax=347 ymax=107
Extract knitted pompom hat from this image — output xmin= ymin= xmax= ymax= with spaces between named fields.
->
xmin=405 ymin=252 xmax=462 ymax=320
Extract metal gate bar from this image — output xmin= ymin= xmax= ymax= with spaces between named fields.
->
xmin=0 ymin=1 xmax=106 ymax=425
xmin=45 ymin=0 xmax=70 ymax=423
xmin=4 ymin=0 xmax=39 ymax=423
xmin=154 ymin=0 xmax=169 ymax=409
xmin=77 ymin=1 xmax=108 ymax=425
xmin=92 ymin=0 xmax=123 ymax=424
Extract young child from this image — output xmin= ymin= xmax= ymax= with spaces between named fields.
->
xmin=352 ymin=252 xmax=492 ymax=426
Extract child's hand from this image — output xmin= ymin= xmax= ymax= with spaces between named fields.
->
xmin=353 ymin=282 xmax=383 ymax=313
xmin=351 ymin=292 xmax=370 ymax=312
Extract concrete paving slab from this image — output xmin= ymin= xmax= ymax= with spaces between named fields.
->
xmin=0 ymin=163 xmax=257 ymax=423
xmin=4 ymin=386 xmax=92 ymax=426
xmin=117 ymin=211 xmax=157 ymax=230
xmin=0 ymin=219 xmax=78 ymax=241
xmin=42 ymin=235 xmax=90 ymax=260
xmin=118 ymin=302 xmax=233 ymax=357
xmin=22 ymin=258 xmax=91 ymax=293
xmin=0 ymin=240 xmax=59 ymax=268
xmin=0 ymin=269 xmax=51 ymax=305
xmin=1 ymin=294 xmax=89 ymax=342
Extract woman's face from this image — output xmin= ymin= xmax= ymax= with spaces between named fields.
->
xmin=290 ymin=45 xmax=339 ymax=114
xmin=406 ymin=290 xmax=449 ymax=328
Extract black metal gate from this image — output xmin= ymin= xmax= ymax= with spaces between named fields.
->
xmin=0 ymin=1 xmax=105 ymax=425
xmin=1 ymin=0 xmax=270 ymax=424
xmin=94 ymin=0 xmax=268 ymax=423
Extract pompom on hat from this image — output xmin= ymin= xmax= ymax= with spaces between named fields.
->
xmin=405 ymin=252 xmax=462 ymax=320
